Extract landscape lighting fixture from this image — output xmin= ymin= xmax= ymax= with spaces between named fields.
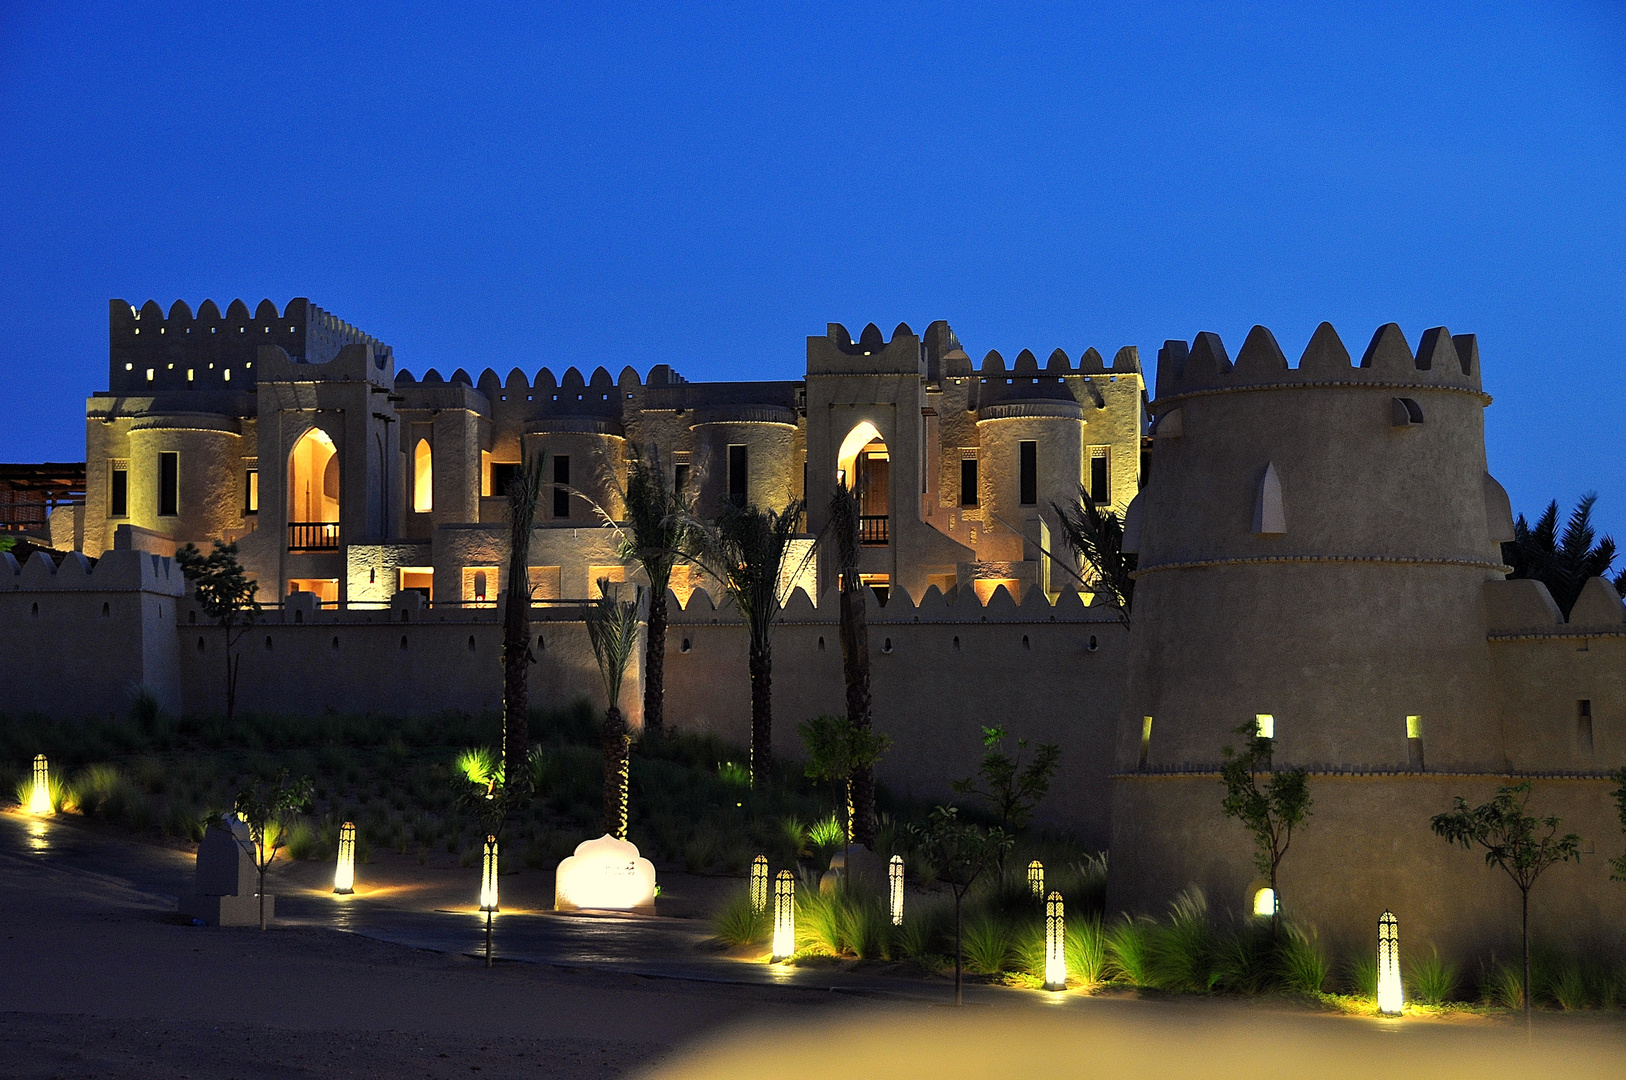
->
xmin=771 ymin=869 xmax=795 ymax=962
xmin=1377 ymin=910 xmax=1403 ymax=1015
xmin=333 ymin=821 xmax=356 ymax=894
xmin=480 ymin=835 xmax=500 ymax=912
xmin=28 ymin=755 xmax=52 ymax=816
xmin=750 ymin=855 xmax=769 ymax=913
xmin=1027 ymin=860 xmax=1044 ymax=899
xmin=1044 ymin=891 xmax=1066 ymax=991
xmin=889 ymin=854 xmax=904 ymax=926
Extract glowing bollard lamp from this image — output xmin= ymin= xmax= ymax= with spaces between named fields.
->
xmin=28 ymin=755 xmax=53 ymax=816
xmin=1377 ymin=910 xmax=1403 ymax=1015
xmin=333 ymin=822 xmax=356 ymax=894
xmin=750 ymin=855 xmax=769 ymax=913
xmin=771 ymin=869 xmax=795 ymax=962
xmin=1044 ymin=891 xmax=1067 ymax=991
xmin=1028 ymin=859 xmax=1044 ymax=899
xmin=889 ymin=854 xmax=904 ymax=926
xmin=481 ymin=835 xmax=499 ymax=969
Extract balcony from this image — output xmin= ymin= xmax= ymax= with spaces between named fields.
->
xmin=859 ymin=515 xmax=888 ymax=546
xmin=288 ymin=522 xmax=341 ymax=551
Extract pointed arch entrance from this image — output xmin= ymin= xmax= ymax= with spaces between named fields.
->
xmin=836 ymin=420 xmax=889 ymax=547
xmin=288 ymin=427 xmax=340 ymax=550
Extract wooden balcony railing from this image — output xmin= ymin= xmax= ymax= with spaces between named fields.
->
xmin=859 ymin=515 xmax=889 ymax=546
xmin=288 ymin=522 xmax=341 ymax=551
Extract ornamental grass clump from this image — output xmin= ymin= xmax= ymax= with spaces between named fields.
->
xmin=1105 ymin=915 xmax=1159 ymax=987
xmin=711 ymin=886 xmax=771 ymax=947
xmin=1149 ymin=888 xmax=1213 ymax=992
xmin=1064 ymin=915 xmax=1109 ymax=990
xmin=1405 ymin=945 xmax=1460 ymax=1006
xmin=961 ymin=914 xmax=1020 ymax=975
xmin=1275 ymin=923 xmax=1330 ymax=995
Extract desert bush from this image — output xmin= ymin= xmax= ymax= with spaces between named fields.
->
xmin=711 ymin=886 xmax=771 ymax=946
xmin=1480 ymin=958 xmax=1524 ymax=1008
xmin=808 ymin=814 xmax=844 ymax=853
xmin=1150 ymin=888 xmax=1213 ymax=992
xmin=1344 ymin=951 xmax=1378 ymax=998
xmin=1208 ymin=918 xmax=1273 ymax=994
xmin=1064 ymin=915 xmax=1108 ymax=989
xmin=1105 ymin=915 xmax=1159 ymax=986
xmin=1405 ymin=945 xmax=1459 ymax=1005
xmin=961 ymin=913 xmax=1019 ymax=975
xmin=1277 ymin=924 xmax=1329 ymax=995
xmin=284 ymin=818 xmax=321 ymax=860
xmin=896 ymin=902 xmax=951 ymax=962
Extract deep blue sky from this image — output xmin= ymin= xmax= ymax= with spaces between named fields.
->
xmin=2 ymin=3 xmax=1623 ymax=540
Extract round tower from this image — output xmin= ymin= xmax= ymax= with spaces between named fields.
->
xmin=1109 ymin=321 xmax=1520 ymax=957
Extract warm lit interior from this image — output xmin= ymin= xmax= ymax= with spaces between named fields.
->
xmin=399 ymin=568 xmax=434 ymax=600
xmin=1253 ymin=887 xmax=1277 ymax=917
xmin=288 ymin=578 xmax=339 ymax=605
xmin=836 ymin=420 xmax=882 ymax=487
xmin=288 ymin=428 xmax=339 ymax=523
xmin=463 ymin=566 xmax=498 ymax=606
xmin=413 ymin=438 xmax=433 ymax=513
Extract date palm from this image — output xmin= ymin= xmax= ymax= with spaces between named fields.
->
xmin=1505 ymin=493 xmax=1620 ymax=617
xmin=586 ymin=582 xmax=643 ymax=839
xmin=501 ymin=451 xmax=547 ymax=791
xmin=827 ymin=480 xmax=877 ymax=845
xmin=611 ymin=445 xmax=695 ymax=735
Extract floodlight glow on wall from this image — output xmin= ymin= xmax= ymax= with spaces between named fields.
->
xmin=889 ymin=855 xmax=904 ymax=926
xmin=750 ymin=855 xmax=769 ymax=913
xmin=1044 ymin=891 xmax=1066 ymax=991
xmin=480 ymin=835 xmax=499 ymax=912
xmin=1377 ymin=910 xmax=1403 ymax=1015
xmin=333 ymin=821 xmax=356 ymax=894
xmin=1255 ymin=714 xmax=1274 ymax=739
xmin=28 ymin=755 xmax=52 ymax=816
xmin=1253 ymin=887 xmax=1276 ymax=918
xmin=771 ymin=869 xmax=795 ymax=962
xmin=1028 ymin=860 xmax=1044 ymax=899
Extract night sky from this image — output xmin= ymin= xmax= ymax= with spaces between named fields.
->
xmin=2 ymin=3 xmax=1622 ymax=540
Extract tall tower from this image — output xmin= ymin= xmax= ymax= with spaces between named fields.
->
xmin=1109 ymin=321 xmax=1521 ymax=955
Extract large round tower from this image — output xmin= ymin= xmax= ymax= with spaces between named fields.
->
xmin=1108 ymin=320 xmax=1529 ymax=957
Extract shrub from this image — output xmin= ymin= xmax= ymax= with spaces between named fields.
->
xmin=71 ymin=763 xmax=131 ymax=816
xmin=716 ymin=761 xmax=749 ymax=787
xmin=14 ymin=768 xmax=73 ymax=814
xmin=896 ymin=903 xmax=949 ymax=961
xmin=1105 ymin=915 xmax=1158 ymax=987
xmin=1149 ymin=888 xmax=1212 ymax=992
xmin=780 ymin=816 xmax=811 ymax=860
xmin=838 ymin=889 xmax=892 ymax=960
xmin=1064 ymin=915 xmax=1108 ymax=989
xmin=961 ymin=913 xmax=1019 ymax=975
xmin=808 ymin=814 xmax=845 ymax=853
xmin=794 ymin=880 xmax=846 ymax=956
xmin=1277 ymin=924 xmax=1329 ymax=995
xmin=1480 ymin=958 xmax=1524 ymax=1008
xmin=1549 ymin=958 xmax=1589 ymax=1010
xmin=284 ymin=818 xmax=321 ymax=860
xmin=711 ymin=887 xmax=770 ymax=947
xmin=1208 ymin=918 xmax=1273 ymax=994
xmin=1405 ymin=945 xmax=1459 ymax=1005
xmin=1344 ymin=951 xmax=1378 ymax=998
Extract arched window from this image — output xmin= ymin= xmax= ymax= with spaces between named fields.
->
xmin=473 ymin=570 xmax=488 ymax=602
xmin=413 ymin=438 xmax=433 ymax=513
xmin=288 ymin=428 xmax=339 ymax=523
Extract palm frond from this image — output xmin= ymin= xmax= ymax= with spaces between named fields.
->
xmin=585 ymin=585 xmax=643 ymax=710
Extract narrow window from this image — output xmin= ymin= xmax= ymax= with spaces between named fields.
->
xmin=490 ymin=462 xmax=518 ymax=497
xmin=728 ymin=444 xmax=748 ymax=506
xmin=1089 ymin=448 xmax=1110 ymax=504
xmin=960 ymin=458 xmax=978 ymax=506
xmin=674 ymin=463 xmax=690 ymax=497
xmin=1139 ymin=716 xmax=1153 ymax=771
xmin=1406 ymin=715 xmax=1425 ymax=770
xmin=1579 ymin=700 xmax=1594 ymax=752
xmin=413 ymin=439 xmax=433 ymax=512
xmin=1019 ymin=441 xmax=1037 ymax=505
xmin=473 ymin=570 xmax=488 ymax=602
xmin=244 ymin=469 xmax=259 ymax=513
xmin=158 ymin=452 xmax=179 ymax=516
xmin=110 ymin=465 xmax=129 ymax=517
xmin=552 ymin=455 xmax=571 ymax=518
xmin=1254 ymin=713 xmax=1274 ymax=739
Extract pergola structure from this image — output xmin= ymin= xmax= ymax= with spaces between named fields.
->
xmin=0 ymin=462 xmax=86 ymax=533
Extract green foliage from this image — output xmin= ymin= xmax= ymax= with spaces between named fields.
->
xmin=961 ymin=914 xmax=1019 ymax=975
xmin=1406 ymin=945 xmax=1460 ymax=1005
xmin=1275 ymin=924 xmax=1329 ymax=995
xmin=796 ymin=712 xmax=890 ymax=840
xmin=585 ymin=585 xmax=643 ymax=712
xmin=1064 ymin=915 xmax=1109 ymax=989
xmin=1150 ymin=888 xmax=1213 ymax=992
xmin=710 ymin=885 xmax=771 ymax=947
xmin=716 ymin=760 xmax=749 ymax=787
xmin=951 ymin=726 xmax=1062 ymax=834
xmin=807 ymin=814 xmax=845 ymax=852
xmin=1219 ymin=722 xmax=1312 ymax=932
xmin=175 ymin=540 xmax=259 ymax=628
xmin=0 ymin=534 xmax=14 ymax=554
xmin=1051 ymin=485 xmax=1136 ymax=628
xmin=1344 ymin=952 xmax=1379 ymax=998
xmin=1480 ymin=959 xmax=1525 ymax=1008
xmin=455 ymin=746 xmax=502 ymax=790
xmin=1609 ymin=766 xmax=1626 ymax=883
xmin=1504 ymin=494 xmax=1621 ymax=617
xmin=1105 ymin=915 xmax=1159 ymax=986
xmin=1432 ymin=782 xmax=1582 ymax=888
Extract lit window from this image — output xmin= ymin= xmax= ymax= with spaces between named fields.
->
xmin=187 ymin=369 xmax=194 ymax=382
xmin=145 ymin=368 xmax=154 ymax=381
xmin=1253 ymin=888 xmax=1276 ymax=917
xmin=223 ymin=368 xmax=231 ymax=381
xmin=125 ymin=363 xmax=133 ymax=371
xmin=1255 ymin=714 xmax=1274 ymax=739
xmin=1406 ymin=715 xmax=1422 ymax=740
xmin=413 ymin=439 xmax=433 ymax=512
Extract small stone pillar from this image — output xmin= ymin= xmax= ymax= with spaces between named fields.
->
xmin=180 ymin=817 xmax=271 ymax=926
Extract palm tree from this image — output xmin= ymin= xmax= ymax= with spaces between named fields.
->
xmin=1051 ymin=486 xmax=1136 ymax=629
xmin=501 ymin=451 xmax=547 ymax=791
xmin=827 ymin=480 xmax=877 ymax=846
xmin=611 ymin=445 xmax=694 ymax=736
xmin=688 ymin=496 xmax=809 ymax=787
xmin=586 ymin=581 xmax=642 ymax=839
xmin=1505 ymin=494 xmax=1619 ymax=618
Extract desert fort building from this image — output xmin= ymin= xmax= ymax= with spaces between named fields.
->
xmin=3 ymin=298 xmax=1622 ymax=961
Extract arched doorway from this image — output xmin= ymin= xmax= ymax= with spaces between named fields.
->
xmin=288 ymin=428 xmax=339 ymax=550
xmin=836 ymin=421 xmax=889 ymax=547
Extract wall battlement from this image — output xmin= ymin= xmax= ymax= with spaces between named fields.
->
xmin=1153 ymin=322 xmax=1482 ymax=403
xmin=109 ymin=298 xmax=391 ymax=395
xmin=670 ymin=582 xmax=1119 ymax=624
xmin=4 ymin=548 xmax=183 ymax=594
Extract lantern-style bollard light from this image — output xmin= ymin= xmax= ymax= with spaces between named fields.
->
xmin=1028 ymin=859 xmax=1044 ymax=899
xmin=1044 ymin=891 xmax=1067 ymax=991
xmin=28 ymin=755 xmax=53 ymax=816
xmin=750 ymin=855 xmax=769 ymax=913
xmin=771 ymin=869 xmax=796 ymax=962
xmin=1377 ymin=910 xmax=1403 ymax=1015
xmin=481 ymin=835 xmax=500 ymax=912
xmin=889 ymin=855 xmax=904 ymax=926
xmin=333 ymin=822 xmax=356 ymax=894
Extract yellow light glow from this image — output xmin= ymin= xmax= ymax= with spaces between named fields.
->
xmin=1406 ymin=715 xmax=1422 ymax=740
xmin=1377 ymin=910 xmax=1403 ymax=1015
xmin=1255 ymin=714 xmax=1274 ymax=739
xmin=750 ymin=855 xmax=769 ymax=914
xmin=1252 ymin=887 xmax=1276 ymax=918
xmin=1027 ymin=860 xmax=1044 ymax=899
xmin=1044 ymin=891 xmax=1066 ymax=991
xmin=27 ymin=755 xmax=53 ymax=816
xmin=333 ymin=821 xmax=356 ymax=894
xmin=771 ymin=869 xmax=795 ymax=962
xmin=480 ymin=835 xmax=499 ymax=912
xmin=889 ymin=855 xmax=904 ymax=926
xmin=554 ymin=835 xmax=658 ymax=913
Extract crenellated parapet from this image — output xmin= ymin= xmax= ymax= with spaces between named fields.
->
xmin=668 ymin=582 xmax=1119 ymax=625
xmin=109 ymin=298 xmax=391 ymax=395
xmin=1152 ymin=322 xmax=1482 ymax=405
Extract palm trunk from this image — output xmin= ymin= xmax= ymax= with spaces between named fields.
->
xmin=838 ymin=584 xmax=876 ymax=846
xmin=602 ymin=706 xmax=630 ymax=838
xmin=502 ymin=588 xmax=530 ymax=788
xmin=643 ymin=586 xmax=667 ymax=734
xmin=749 ymin=636 xmax=772 ymax=787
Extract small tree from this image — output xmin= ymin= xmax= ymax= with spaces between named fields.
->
xmin=501 ymin=451 xmax=547 ymax=793
xmin=233 ymin=770 xmax=313 ymax=930
xmin=176 ymin=540 xmax=260 ymax=723
xmin=909 ymin=806 xmax=1012 ymax=1005
xmin=1219 ymin=722 xmax=1312 ymax=942
xmin=1611 ymin=767 xmax=1626 ymax=883
xmin=1051 ymin=485 xmax=1136 ymax=629
xmin=796 ymin=712 xmax=891 ymax=846
xmin=952 ymin=726 xmax=1062 ymax=853
xmin=586 ymin=581 xmax=642 ymax=840
xmin=1432 ymin=782 xmax=1581 ymax=1018
xmin=826 ymin=480 xmax=878 ymax=845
